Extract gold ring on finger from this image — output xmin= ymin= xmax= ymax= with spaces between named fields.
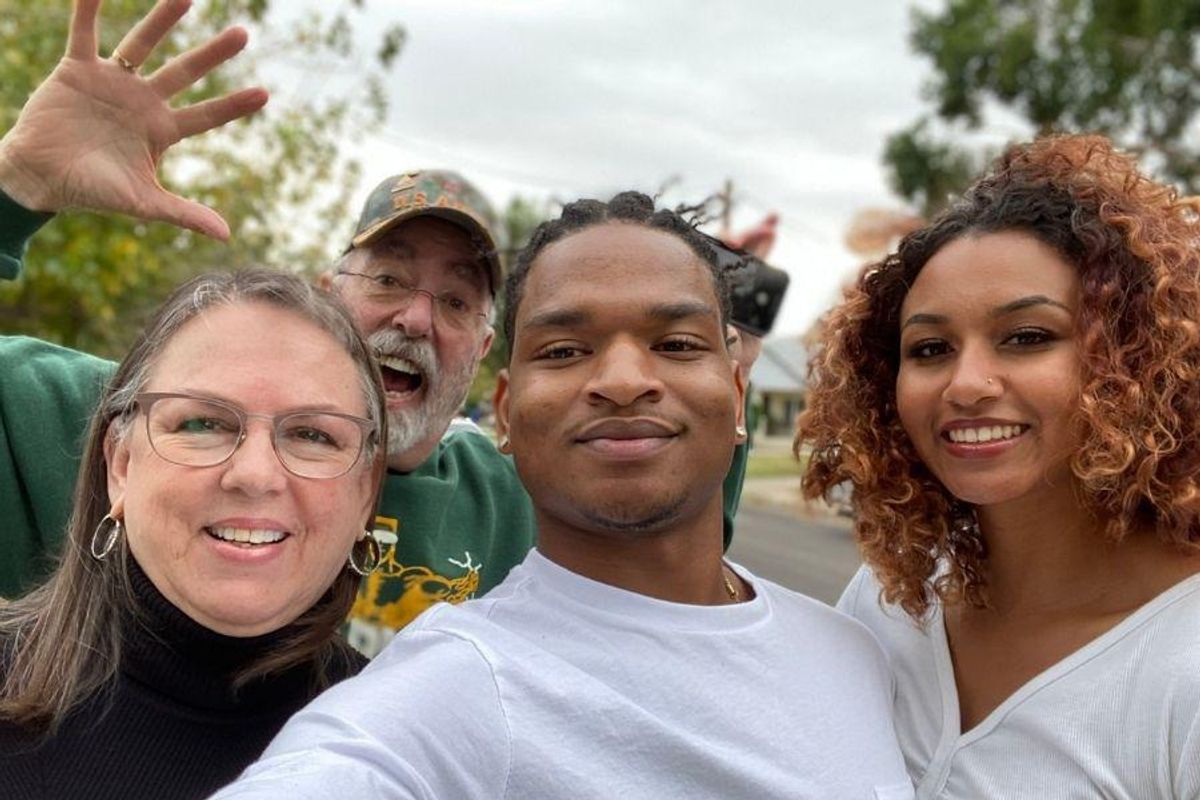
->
xmin=112 ymin=50 xmax=140 ymax=73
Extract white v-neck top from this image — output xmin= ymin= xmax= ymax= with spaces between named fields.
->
xmin=840 ymin=566 xmax=1200 ymax=799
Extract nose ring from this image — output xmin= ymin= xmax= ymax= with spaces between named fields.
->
xmin=985 ymin=377 xmax=994 ymax=385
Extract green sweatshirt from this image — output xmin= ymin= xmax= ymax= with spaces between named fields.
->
xmin=0 ymin=192 xmax=746 ymax=656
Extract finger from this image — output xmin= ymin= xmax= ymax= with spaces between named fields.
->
xmin=149 ymin=26 xmax=249 ymax=98
xmin=147 ymin=189 xmax=231 ymax=240
xmin=173 ymin=87 xmax=268 ymax=139
xmin=66 ymin=0 xmax=103 ymax=59
xmin=111 ymin=0 xmax=192 ymax=68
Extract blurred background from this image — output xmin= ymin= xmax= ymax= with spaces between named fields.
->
xmin=3 ymin=0 xmax=1198 ymax=419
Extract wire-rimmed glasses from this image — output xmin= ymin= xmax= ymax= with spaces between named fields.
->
xmin=337 ymin=270 xmax=489 ymax=329
xmin=134 ymin=392 xmax=376 ymax=480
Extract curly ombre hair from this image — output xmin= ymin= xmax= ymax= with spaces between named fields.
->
xmin=798 ymin=134 xmax=1200 ymax=620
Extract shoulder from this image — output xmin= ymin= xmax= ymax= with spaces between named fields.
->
xmin=228 ymin=615 xmax=512 ymax=797
xmin=1 ymin=335 xmax=114 ymax=385
xmin=1126 ymin=575 xmax=1200 ymax=685
xmin=270 ymin=608 xmax=511 ymax=763
xmin=759 ymin=577 xmax=880 ymax=645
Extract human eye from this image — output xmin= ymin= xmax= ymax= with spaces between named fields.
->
xmin=654 ymin=335 xmax=707 ymax=356
xmin=440 ymin=294 xmax=471 ymax=314
xmin=534 ymin=343 xmax=588 ymax=361
xmin=177 ymin=416 xmax=229 ymax=434
xmin=281 ymin=419 xmax=341 ymax=449
xmin=903 ymin=338 xmax=951 ymax=360
xmin=371 ymin=274 xmax=401 ymax=289
xmin=163 ymin=399 xmax=238 ymax=434
xmin=1002 ymin=327 xmax=1055 ymax=347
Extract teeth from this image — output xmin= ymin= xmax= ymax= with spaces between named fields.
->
xmin=947 ymin=425 xmax=1023 ymax=444
xmin=379 ymin=355 xmax=420 ymax=376
xmin=209 ymin=527 xmax=286 ymax=545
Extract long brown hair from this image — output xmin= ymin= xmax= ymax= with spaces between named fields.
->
xmin=0 ymin=270 xmax=387 ymax=730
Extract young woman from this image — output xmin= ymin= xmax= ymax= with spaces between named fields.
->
xmin=799 ymin=134 xmax=1200 ymax=797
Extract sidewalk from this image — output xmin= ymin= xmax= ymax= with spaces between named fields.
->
xmin=740 ymin=476 xmax=852 ymax=529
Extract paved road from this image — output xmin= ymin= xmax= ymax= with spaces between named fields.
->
xmin=727 ymin=505 xmax=861 ymax=606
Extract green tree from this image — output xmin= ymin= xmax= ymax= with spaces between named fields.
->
xmin=886 ymin=0 xmax=1200 ymax=215
xmin=465 ymin=194 xmax=550 ymax=411
xmin=0 ymin=0 xmax=404 ymax=357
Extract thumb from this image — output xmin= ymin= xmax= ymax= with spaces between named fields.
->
xmin=148 ymin=190 xmax=231 ymax=241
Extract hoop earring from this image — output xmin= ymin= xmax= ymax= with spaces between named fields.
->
xmin=347 ymin=530 xmax=382 ymax=576
xmin=497 ymin=434 xmax=510 ymax=452
xmin=90 ymin=514 xmax=124 ymax=560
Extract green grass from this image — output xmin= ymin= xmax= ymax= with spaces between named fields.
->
xmin=745 ymin=450 xmax=804 ymax=478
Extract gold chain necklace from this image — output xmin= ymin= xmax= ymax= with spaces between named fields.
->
xmin=722 ymin=565 xmax=740 ymax=602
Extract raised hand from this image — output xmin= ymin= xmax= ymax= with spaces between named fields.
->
xmin=0 ymin=0 xmax=268 ymax=240
xmin=721 ymin=212 xmax=779 ymax=260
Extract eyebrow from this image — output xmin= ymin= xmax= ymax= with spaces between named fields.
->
xmin=172 ymin=389 xmax=351 ymax=416
xmin=900 ymin=295 xmax=1072 ymax=330
xmin=521 ymin=300 xmax=716 ymax=332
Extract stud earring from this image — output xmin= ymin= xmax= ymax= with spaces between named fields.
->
xmin=735 ymin=425 xmax=748 ymax=438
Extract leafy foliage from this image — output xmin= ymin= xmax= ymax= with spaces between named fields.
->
xmin=0 ymin=0 xmax=404 ymax=356
xmin=466 ymin=195 xmax=551 ymax=411
xmin=887 ymin=0 xmax=1200 ymax=215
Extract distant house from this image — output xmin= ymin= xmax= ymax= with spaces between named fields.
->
xmin=747 ymin=336 xmax=807 ymax=437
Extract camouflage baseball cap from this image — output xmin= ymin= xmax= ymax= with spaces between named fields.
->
xmin=348 ymin=169 xmax=502 ymax=293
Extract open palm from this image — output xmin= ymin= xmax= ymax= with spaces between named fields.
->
xmin=0 ymin=0 xmax=267 ymax=240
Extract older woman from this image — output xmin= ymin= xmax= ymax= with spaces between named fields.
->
xmin=799 ymin=134 xmax=1200 ymax=797
xmin=0 ymin=269 xmax=386 ymax=799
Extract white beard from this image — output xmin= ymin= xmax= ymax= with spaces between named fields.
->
xmin=368 ymin=329 xmax=480 ymax=458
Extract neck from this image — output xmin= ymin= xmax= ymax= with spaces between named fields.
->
xmin=975 ymin=485 xmax=1200 ymax=616
xmin=535 ymin=494 xmax=734 ymax=605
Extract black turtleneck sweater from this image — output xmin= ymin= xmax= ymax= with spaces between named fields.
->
xmin=0 ymin=562 xmax=367 ymax=799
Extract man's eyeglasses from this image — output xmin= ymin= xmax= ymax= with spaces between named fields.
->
xmin=134 ymin=393 xmax=376 ymax=480
xmin=337 ymin=270 xmax=489 ymax=329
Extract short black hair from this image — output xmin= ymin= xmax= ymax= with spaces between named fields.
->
xmin=502 ymin=191 xmax=732 ymax=359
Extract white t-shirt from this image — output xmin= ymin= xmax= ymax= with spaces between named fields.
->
xmin=839 ymin=566 xmax=1200 ymax=799
xmin=214 ymin=550 xmax=913 ymax=800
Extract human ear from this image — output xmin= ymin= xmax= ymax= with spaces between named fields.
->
xmin=103 ymin=421 xmax=130 ymax=511
xmin=493 ymin=369 xmax=512 ymax=454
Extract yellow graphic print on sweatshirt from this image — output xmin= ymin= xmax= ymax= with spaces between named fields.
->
xmin=347 ymin=515 xmax=483 ymax=657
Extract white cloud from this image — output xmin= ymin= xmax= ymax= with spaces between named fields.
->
xmin=275 ymin=0 xmax=941 ymax=335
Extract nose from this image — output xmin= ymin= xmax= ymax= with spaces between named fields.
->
xmin=585 ymin=339 xmax=664 ymax=407
xmin=218 ymin=421 xmax=288 ymax=496
xmin=389 ymin=290 xmax=435 ymax=338
xmin=942 ymin=344 xmax=1000 ymax=408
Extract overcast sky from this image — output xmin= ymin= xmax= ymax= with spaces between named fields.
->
xmin=273 ymin=0 xmax=947 ymax=338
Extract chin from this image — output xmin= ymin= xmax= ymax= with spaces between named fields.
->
xmin=575 ymin=492 xmax=688 ymax=535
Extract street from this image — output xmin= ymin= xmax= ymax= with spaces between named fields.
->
xmin=727 ymin=504 xmax=861 ymax=606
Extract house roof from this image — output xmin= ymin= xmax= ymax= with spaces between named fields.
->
xmin=748 ymin=335 xmax=807 ymax=393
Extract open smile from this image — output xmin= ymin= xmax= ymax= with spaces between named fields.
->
xmin=378 ymin=355 xmax=425 ymax=404
xmin=942 ymin=423 xmax=1029 ymax=444
xmin=939 ymin=421 xmax=1030 ymax=457
xmin=205 ymin=525 xmax=290 ymax=547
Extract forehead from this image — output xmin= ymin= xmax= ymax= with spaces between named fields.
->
xmin=518 ymin=223 xmax=718 ymax=328
xmin=147 ymin=301 xmax=363 ymax=411
xmin=365 ymin=216 xmax=488 ymax=289
xmin=902 ymin=230 xmax=1081 ymax=317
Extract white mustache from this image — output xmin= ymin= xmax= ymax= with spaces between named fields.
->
xmin=369 ymin=331 xmax=437 ymax=378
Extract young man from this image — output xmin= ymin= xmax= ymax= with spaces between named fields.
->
xmin=0 ymin=0 xmax=754 ymax=657
xmin=211 ymin=194 xmax=912 ymax=799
